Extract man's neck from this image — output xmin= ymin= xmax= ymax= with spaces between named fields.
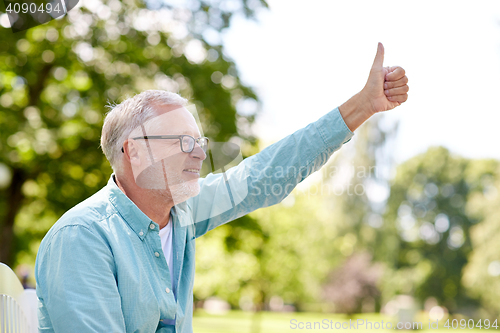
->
xmin=114 ymin=174 xmax=174 ymax=229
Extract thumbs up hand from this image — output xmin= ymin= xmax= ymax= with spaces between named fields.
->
xmin=363 ymin=42 xmax=409 ymax=113
xmin=339 ymin=43 xmax=408 ymax=132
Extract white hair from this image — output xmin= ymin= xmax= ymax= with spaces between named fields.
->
xmin=100 ymin=90 xmax=188 ymax=173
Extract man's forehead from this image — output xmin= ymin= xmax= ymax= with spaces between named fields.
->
xmin=130 ymin=105 xmax=200 ymax=137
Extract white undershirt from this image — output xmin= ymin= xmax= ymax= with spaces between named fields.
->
xmin=159 ymin=216 xmax=174 ymax=291
xmin=158 ymin=216 xmax=175 ymax=325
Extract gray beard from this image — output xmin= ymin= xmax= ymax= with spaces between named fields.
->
xmin=134 ymin=158 xmax=200 ymax=204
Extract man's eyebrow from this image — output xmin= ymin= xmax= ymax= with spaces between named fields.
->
xmin=144 ymin=133 xmax=203 ymax=137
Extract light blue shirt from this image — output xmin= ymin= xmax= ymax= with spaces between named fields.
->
xmin=34 ymin=107 xmax=353 ymax=332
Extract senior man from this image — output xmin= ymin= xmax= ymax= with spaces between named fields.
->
xmin=35 ymin=43 xmax=408 ymax=332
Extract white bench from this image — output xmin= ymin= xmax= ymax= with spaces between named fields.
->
xmin=0 ymin=262 xmax=38 ymax=333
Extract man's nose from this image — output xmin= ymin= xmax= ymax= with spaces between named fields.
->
xmin=190 ymin=144 xmax=207 ymax=160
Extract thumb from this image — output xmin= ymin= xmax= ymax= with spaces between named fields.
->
xmin=371 ymin=42 xmax=384 ymax=69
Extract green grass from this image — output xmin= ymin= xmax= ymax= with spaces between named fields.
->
xmin=193 ymin=310 xmax=490 ymax=333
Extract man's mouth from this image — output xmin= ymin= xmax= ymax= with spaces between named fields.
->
xmin=183 ymin=169 xmax=200 ymax=174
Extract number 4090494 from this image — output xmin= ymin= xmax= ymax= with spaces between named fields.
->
xmin=444 ymin=319 xmax=499 ymax=329
xmin=5 ymin=2 xmax=62 ymax=14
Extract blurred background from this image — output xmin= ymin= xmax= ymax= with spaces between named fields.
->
xmin=1 ymin=0 xmax=500 ymax=332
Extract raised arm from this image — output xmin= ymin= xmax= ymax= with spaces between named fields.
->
xmin=188 ymin=42 xmax=408 ymax=238
xmin=188 ymin=106 xmax=353 ymax=237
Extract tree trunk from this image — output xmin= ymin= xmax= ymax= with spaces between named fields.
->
xmin=0 ymin=167 xmax=26 ymax=266
xmin=0 ymin=63 xmax=52 ymax=266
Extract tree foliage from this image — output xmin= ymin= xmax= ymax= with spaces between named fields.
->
xmin=462 ymin=162 xmax=500 ymax=315
xmin=379 ymin=146 xmax=497 ymax=312
xmin=195 ymin=188 xmax=356 ymax=313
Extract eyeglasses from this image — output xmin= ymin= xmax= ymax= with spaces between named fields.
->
xmin=121 ymin=135 xmax=209 ymax=154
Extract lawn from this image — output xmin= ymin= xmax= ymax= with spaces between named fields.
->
xmin=193 ymin=310 xmax=489 ymax=333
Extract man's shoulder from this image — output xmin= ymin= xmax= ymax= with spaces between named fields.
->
xmin=41 ymin=184 xmax=119 ymax=246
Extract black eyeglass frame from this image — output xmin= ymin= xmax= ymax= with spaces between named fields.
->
xmin=121 ymin=135 xmax=209 ymax=153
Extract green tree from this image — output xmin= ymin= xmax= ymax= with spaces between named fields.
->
xmin=0 ymin=0 xmax=267 ymax=267
xmin=314 ymin=114 xmax=398 ymax=313
xmin=462 ymin=161 xmax=500 ymax=315
xmin=379 ymin=146 xmax=496 ymax=312
xmin=194 ymin=188 xmax=346 ymax=328
xmin=193 ymin=115 xmax=398 ymax=315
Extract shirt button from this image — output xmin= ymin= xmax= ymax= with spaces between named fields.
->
xmin=150 ymin=223 xmax=155 ymax=230
xmin=165 ymin=287 xmax=170 ymax=293
xmin=139 ymin=231 xmax=144 ymax=236
xmin=155 ymin=252 xmax=160 ymax=257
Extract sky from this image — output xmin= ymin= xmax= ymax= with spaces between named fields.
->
xmin=221 ymin=0 xmax=500 ymax=164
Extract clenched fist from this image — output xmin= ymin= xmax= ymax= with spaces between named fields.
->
xmin=364 ymin=42 xmax=409 ymax=113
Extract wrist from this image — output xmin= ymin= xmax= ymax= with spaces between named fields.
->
xmin=338 ymin=92 xmax=374 ymax=132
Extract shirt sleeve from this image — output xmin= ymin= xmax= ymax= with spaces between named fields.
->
xmin=188 ymin=107 xmax=354 ymax=238
xmin=35 ymin=224 xmax=126 ymax=332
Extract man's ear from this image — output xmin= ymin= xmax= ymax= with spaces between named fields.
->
xmin=124 ymin=140 xmax=142 ymax=166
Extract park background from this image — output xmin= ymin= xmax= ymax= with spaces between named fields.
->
xmin=1 ymin=0 xmax=500 ymax=332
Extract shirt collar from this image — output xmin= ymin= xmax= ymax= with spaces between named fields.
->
xmin=106 ymin=174 xmax=156 ymax=241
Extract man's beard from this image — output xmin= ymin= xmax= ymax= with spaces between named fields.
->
xmin=134 ymin=158 xmax=200 ymax=204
